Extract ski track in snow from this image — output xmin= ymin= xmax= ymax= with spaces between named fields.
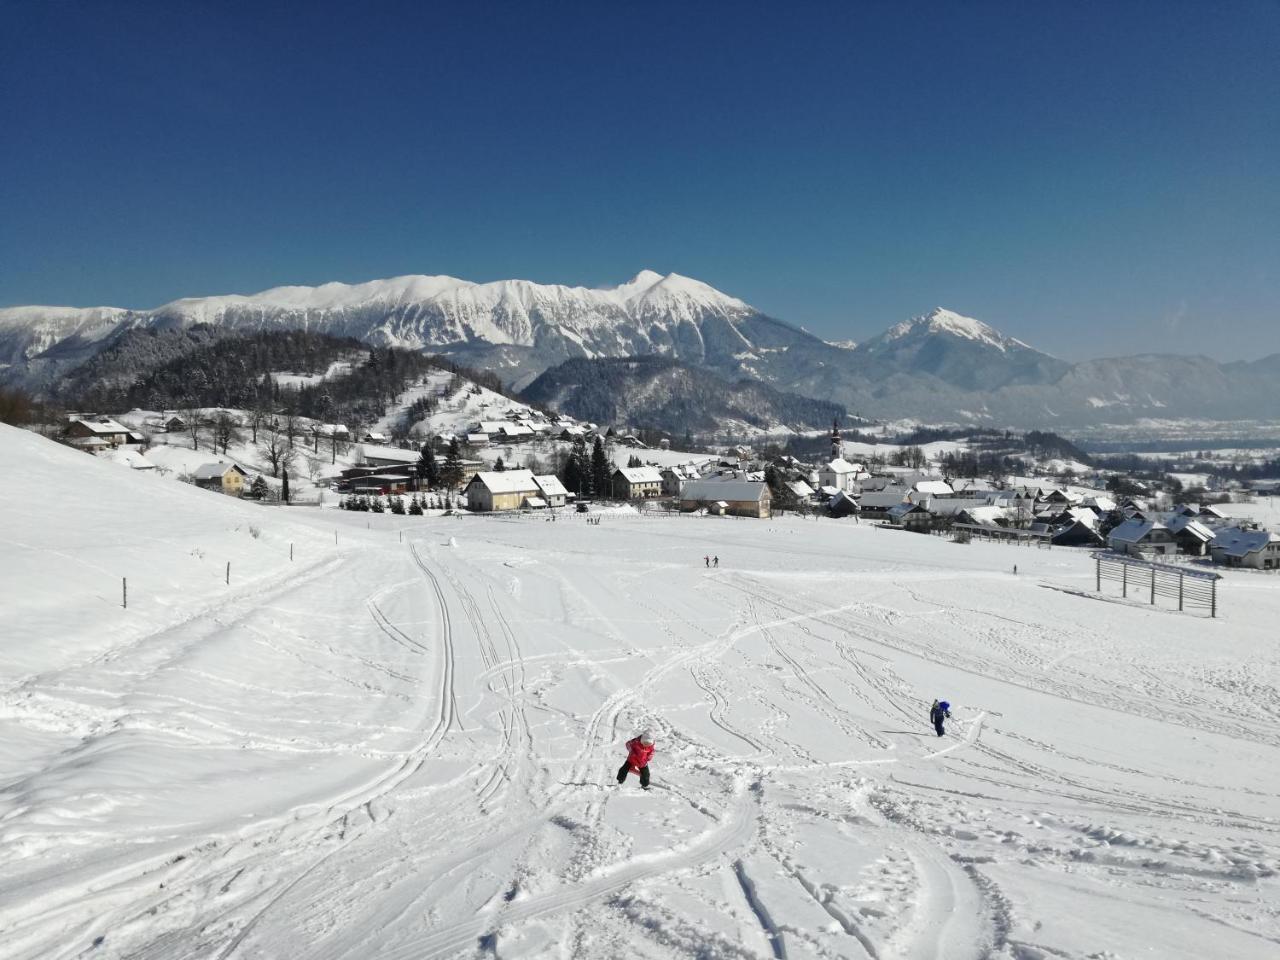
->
xmin=3 ymin=503 xmax=1280 ymax=959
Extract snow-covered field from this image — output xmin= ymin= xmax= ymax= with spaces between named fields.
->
xmin=2 ymin=424 xmax=1278 ymax=959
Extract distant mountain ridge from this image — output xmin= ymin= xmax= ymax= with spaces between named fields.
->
xmin=4 ymin=272 xmax=1279 ymax=428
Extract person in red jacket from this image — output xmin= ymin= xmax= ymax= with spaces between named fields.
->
xmin=616 ymin=731 xmax=656 ymax=789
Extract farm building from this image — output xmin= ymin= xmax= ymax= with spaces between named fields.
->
xmin=680 ymin=478 xmax=772 ymax=519
xmin=464 ymin=470 xmax=541 ymax=512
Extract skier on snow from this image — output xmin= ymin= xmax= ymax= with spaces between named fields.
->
xmin=930 ymin=699 xmax=951 ymax=737
xmin=617 ymin=731 xmax=656 ymax=790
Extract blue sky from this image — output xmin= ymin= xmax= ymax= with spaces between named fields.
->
xmin=2 ymin=1 xmax=1277 ymax=361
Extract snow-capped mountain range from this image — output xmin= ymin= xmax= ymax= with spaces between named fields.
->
xmin=4 ymin=271 xmax=1278 ymax=428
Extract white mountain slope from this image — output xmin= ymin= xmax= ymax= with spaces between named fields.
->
xmin=2 ymin=423 xmax=1278 ymax=958
xmin=146 ymin=270 xmax=755 ymax=352
xmin=1 ymin=271 xmax=771 ymax=391
xmin=876 ymin=307 xmax=1034 ymax=352
xmin=7 ymin=276 xmax=1280 ymax=427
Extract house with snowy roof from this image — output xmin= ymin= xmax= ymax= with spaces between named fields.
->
xmin=533 ymin=474 xmax=569 ymax=508
xmin=1165 ymin=514 xmax=1217 ymax=556
xmin=949 ymin=478 xmax=999 ymax=494
xmin=611 ymin=466 xmax=664 ymax=500
xmin=1051 ymin=513 xmax=1105 ymax=547
xmin=680 ymin=478 xmax=772 ymax=519
xmin=911 ymin=479 xmax=954 ymax=498
xmin=660 ymin=463 xmax=703 ymax=497
xmin=857 ymin=486 xmax=912 ymax=519
xmin=66 ymin=417 xmax=135 ymax=449
xmin=787 ymin=479 xmax=815 ymax=500
xmin=1209 ymin=528 xmax=1280 ymax=569
xmin=1107 ymin=518 xmax=1177 ymax=557
xmin=192 ymin=462 xmax=249 ymax=496
xmin=953 ymin=505 xmax=1009 ymax=528
xmin=887 ymin=501 xmax=933 ymax=532
xmin=827 ymin=490 xmax=860 ymax=518
xmin=464 ymin=469 xmax=541 ymax=512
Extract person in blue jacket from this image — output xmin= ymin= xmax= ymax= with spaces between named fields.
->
xmin=930 ymin=699 xmax=951 ymax=737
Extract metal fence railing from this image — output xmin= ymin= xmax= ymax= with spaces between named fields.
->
xmin=1094 ymin=551 xmax=1220 ymax=617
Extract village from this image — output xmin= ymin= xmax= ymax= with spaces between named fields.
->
xmin=53 ymin=372 xmax=1280 ymax=575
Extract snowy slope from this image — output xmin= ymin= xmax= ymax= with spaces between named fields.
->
xmin=3 ymin=423 xmax=1278 ymax=958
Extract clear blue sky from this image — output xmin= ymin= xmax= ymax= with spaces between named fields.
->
xmin=2 ymin=1 xmax=1277 ymax=361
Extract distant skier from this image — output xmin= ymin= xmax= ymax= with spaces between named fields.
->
xmin=704 ymin=555 xmax=710 ymax=568
xmin=616 ymin=731 xmax=656 ymax=790
xmin=713 ymin=556 xmax=719 ymax=567
xmin=930 ymin=700 xmax=951 ymax=737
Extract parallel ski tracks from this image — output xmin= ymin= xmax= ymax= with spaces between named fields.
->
xmin=56 ymin=541 xmax=466 ymax=960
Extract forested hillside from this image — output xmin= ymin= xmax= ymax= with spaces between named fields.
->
xmin=58 ymin=324 xmax=226 ymax=406
xmin=63 ymin=329 xmax=510 ymax=431
xmin=523 ymin=355 xmax=845 ymax=435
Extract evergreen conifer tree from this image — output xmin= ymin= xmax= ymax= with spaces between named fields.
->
xmin=440 ymin=437 xmax=463 ymax=490
xmin=419 ymin=441 xmax=439 ymax=488
xmin=591 ymin=437 xmax=612 ymax=499
xmin=565 ymin=436 xmax=590 ymax=496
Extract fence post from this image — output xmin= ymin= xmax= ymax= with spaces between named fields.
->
xmin=1211 ymin=580 xmax=1217 ymax=618
xmin=1150 ymin=568 xmax=1156 ymax=605
xmin=1178 ymin=572 xmax=1184 ymax=611
xmin=226 ymin=561 xmax=230 ymax=586
xmin=290 ymin=542 xmax=294 ymax=561
xmin=122 ymin=577 xmax=127 ymax=610
xmin=1122 ymin=563 xmax=1128 ymax=598
xmin=1096 ymin=556 xmax=1101 ymax=592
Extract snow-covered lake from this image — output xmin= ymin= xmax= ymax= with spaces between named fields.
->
xmin=1 ymin=423 xmax=1277 ymax=959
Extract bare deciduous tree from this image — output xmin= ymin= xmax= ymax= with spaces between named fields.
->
xmin=330 ymin=431 xmax=348 ymax=465
xmin=282 ymin=413 xmax=303 ymax=450
xmin=213 ymin=412 xmax=243 ymax=456
xmin=257 ymin=420 xmax=294 ymax=478
xmin=247 ymin=403 xmax=269 ymax=444
xmin=179 ymin=407 xmax=205 ymax=452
